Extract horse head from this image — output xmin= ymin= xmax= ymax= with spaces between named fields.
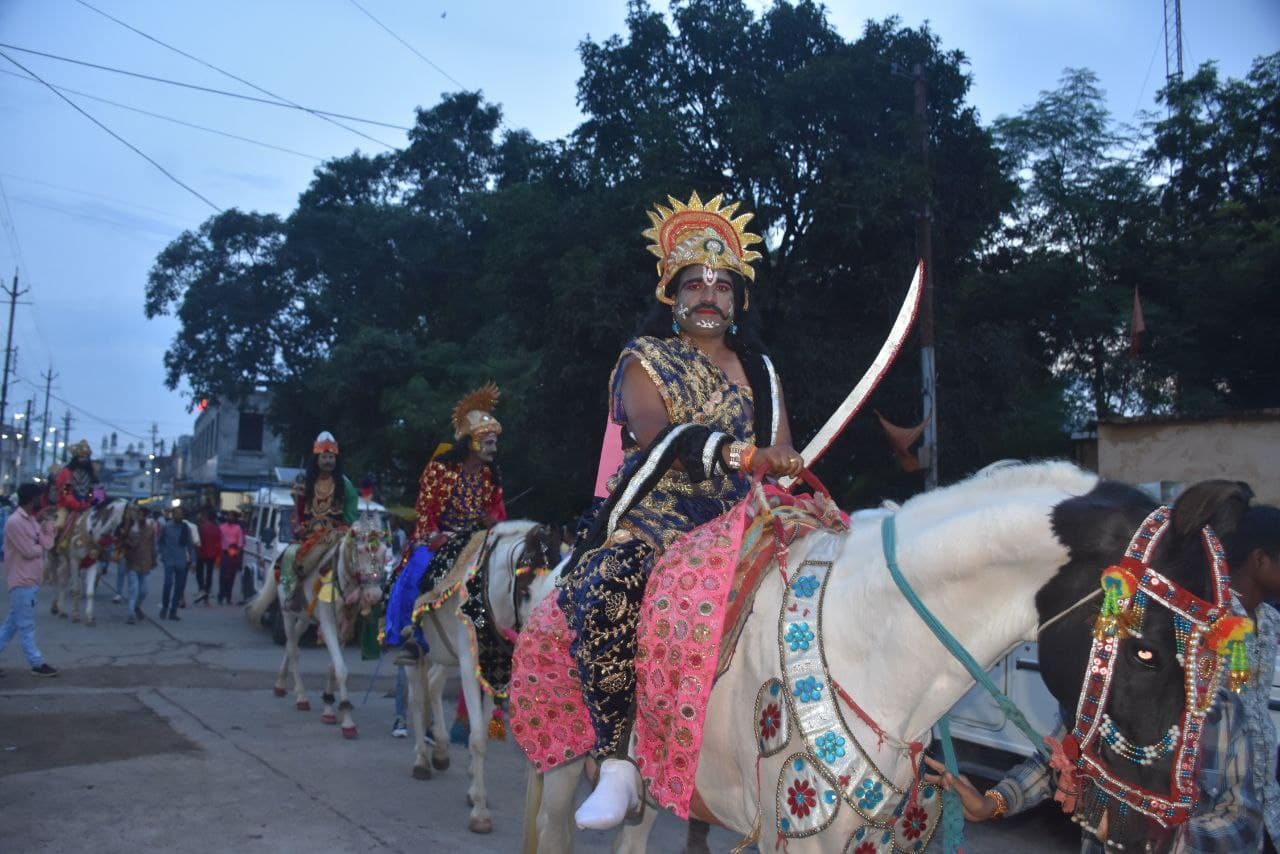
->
xmin=1038 ymin=479 xmax=1253 ymax=850
xmin=477 ymin=521 xmax=558 ymax=637
xmin=339 ymin=514 xmax=390 ymax=618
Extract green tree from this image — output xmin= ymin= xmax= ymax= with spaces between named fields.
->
xmin=992 ymin=69 xmax=1159 ymax=425
xmin=1143 ymin=55 xmax=1280 ymax=412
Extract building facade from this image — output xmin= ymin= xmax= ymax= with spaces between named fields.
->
xmin=185 ymin=392 xmax=285 ymax=509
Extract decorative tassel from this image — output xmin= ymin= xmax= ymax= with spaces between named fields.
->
xmin=1228 ymin=639 xmax=1250 ymax=692
xmin=450 ymin=692 xmax=470 ymax=744
xmin=1094 ymin=566 xmax=1139 ymax=640
xmin=488 ymin=707 xmax=507 ymax=741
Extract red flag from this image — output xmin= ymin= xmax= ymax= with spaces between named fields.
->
xmin=1130 ymin=287 xmax=1146 ymax=355
xmin=875 ymin=410 xmax=925 ymax=473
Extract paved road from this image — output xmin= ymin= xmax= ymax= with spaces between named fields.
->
xmin=0 ymin=583 xmax=1080 ymax=852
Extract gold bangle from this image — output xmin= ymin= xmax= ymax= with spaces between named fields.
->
xmin=984 ymin=788 xmax=1008 ymax=820
xmin=741 ymin=444 xmax=757 ymax=473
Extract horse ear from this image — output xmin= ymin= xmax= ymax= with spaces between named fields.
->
xmin=1172 ymin=480 xmax=1255 ymax=538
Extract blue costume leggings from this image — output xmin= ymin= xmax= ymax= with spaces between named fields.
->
xmin=384 ymin=544 xmax=436 ymax=649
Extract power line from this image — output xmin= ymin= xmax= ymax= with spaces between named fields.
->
xmin=14 ymin=371 xmax=148 ymax=441
xmin=0 ymin=49 xmax=222 ymax=212
xmin=0 ymin=43 xmax=412 ymax=132
xmin=5 ymin=194 xmax=175 ymax=237
xmin=0 ymin=67 xmax=323 ymax=161
xmin=346 ymin=0 xmax=467 ymax=89
xmin=0 ymin=170 xmax=190 ymax=222
xmin=72 ymin=0 xmax=399 ymax=149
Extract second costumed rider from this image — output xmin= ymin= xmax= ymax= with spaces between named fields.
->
xmin=558 ymin=191 xmax=805 ymax=830
xmin=382 ymin=384 xmax=507 ymax=664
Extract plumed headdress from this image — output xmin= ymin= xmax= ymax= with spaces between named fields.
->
xmin=643 ymin=191 xmax=764 ymax=307
xmin=312 ymin=431 xmax=339 ymax=455
xmin=452 ymin=383 xmax=502 ymax=440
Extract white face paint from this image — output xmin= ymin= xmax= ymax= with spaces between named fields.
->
xmin=672 ymin=265 xmax=735 ymax=338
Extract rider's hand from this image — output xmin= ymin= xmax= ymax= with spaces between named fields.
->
xmin=749 ymin=445 xmax=805 ymax=479
xmin=480 ymin=515 xmax=497 ymax=529
xmin=922 ymin=756 xmax=998 ymax=821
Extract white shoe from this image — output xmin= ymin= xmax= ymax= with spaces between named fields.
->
xmin=574 ymin=758 xmax=642 ymax=830
xmin=390 ymin=717 xmax=408 ymax=738
xmin=112 ymin=595 xmax=123 ymax=604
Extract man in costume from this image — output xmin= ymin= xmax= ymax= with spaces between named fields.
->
xmin=382 ymin=384 xmax=507 ymax=664
xmin=292 ymin=431 xmax=360 ymax=541
xmin=52 ymin=440 xmax=102 ymax=552
xmin=560 ymin=192 xmax=805 ymax=829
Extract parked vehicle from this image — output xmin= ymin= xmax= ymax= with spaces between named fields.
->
xmin=242 ymin=485 xmax=391 ymax=645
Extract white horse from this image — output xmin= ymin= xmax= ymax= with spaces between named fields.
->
xmin=523 ymin=460 xmax=1103 ymax=852
xmin=404 ymin=520 xmax=556 ymax=834
xmin=246 ymin=514 xmax=389 ymax=737
xmin=45 ymin=498 xmax=128 ymax=626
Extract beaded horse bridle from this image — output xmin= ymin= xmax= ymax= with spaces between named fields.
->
xmin=1060 ymin=506 xmax=1252 ymax=843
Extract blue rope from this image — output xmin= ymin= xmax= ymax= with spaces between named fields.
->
xmin=880 ymin=515 xmax=1050 ymax=759
xmin=936 ymin=715 xmax=966 ymax=854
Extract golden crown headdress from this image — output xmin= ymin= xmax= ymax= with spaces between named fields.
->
xmin=69 ymin=439 xmax=92 ymax=459
xmin=643 ymin=191 xmax=764 ymax=307
xmin=452 ymin=383 xmax=502 ymax=440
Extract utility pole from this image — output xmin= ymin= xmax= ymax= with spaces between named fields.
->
xmin=38 ymin=367 xmax=56 ymax=473
xmin=62 ymin=409 xmax=71 ymax=462
xmin=17 ymin=398 xmax=32 ymax=483
xmin=913 ymin=65 xmax=939 ymax=491
xmin=0 ymin=270 xmax=28 ymax=488
xmin=150 ymin=422 xmax=159 ymax=498
xmin=1164 ymin=0 xmax=1184 ymax=84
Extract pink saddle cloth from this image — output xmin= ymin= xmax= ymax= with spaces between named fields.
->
xmin=509 ymin=489 xmax=843 ymax=817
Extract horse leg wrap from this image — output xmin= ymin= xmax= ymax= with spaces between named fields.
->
xmin=338 ymin=700 xmax=353 ymax=711
xmin=322 ymin=692 xmax=336 ymax=705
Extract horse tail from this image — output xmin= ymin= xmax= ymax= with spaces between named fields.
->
xmin=521 ymin=766 xmax=544 ymax=854
xmin=246 ymin=558 xmax=278 ymax=624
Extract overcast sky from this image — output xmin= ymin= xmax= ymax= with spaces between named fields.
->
xmin=0 ymin=0 xmax=1275 ymax=453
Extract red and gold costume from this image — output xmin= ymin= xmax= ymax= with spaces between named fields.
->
xmin=382 ymin=384 xmax=507 ymax=648
xmin=53 ymin=439 xmax=101 ymax=551
xmin=412 ymin=458 xmax=506 ymax=544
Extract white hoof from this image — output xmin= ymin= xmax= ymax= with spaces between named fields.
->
xmin=574 ymin=758 xmax=641 ymax=831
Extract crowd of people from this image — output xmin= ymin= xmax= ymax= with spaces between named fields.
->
xmin=107 ymin=505 xmax=249 ymax=621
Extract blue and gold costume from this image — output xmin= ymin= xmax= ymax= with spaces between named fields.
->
xmin=559 ymin=333 xmax=779 ymax=757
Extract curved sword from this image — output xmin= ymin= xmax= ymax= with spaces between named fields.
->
xmin=780 ymin=260 xmax=924 ymax=490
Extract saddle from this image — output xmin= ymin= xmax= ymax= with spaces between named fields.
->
xmin=510 ymin=489 xmax=845 ymax=797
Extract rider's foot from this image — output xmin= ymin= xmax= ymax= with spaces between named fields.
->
xmin=574 ymin=758 xmax=642 ymax=830
xmin=392 ymin=644 xmax=421 ymax=666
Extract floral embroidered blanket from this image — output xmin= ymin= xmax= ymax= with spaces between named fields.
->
xmin=509 ymin=487 xmax=845 ymax=818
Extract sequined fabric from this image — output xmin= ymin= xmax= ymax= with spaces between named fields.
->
xmin=557 ymin=335 xmax=757 ymax=757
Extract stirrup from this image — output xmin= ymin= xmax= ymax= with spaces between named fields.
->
xmin=574 ymin=757 xmax=645 ymax=830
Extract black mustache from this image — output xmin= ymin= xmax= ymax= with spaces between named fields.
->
xmin=687 ymin=304 xmax=727 ymax=319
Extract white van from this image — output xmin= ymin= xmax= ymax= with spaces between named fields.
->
xmin=944 ymin=641 xmax=1280 ymax=771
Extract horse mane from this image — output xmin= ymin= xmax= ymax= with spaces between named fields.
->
xmin=490 ymin=520 xmax=539 ymax=539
